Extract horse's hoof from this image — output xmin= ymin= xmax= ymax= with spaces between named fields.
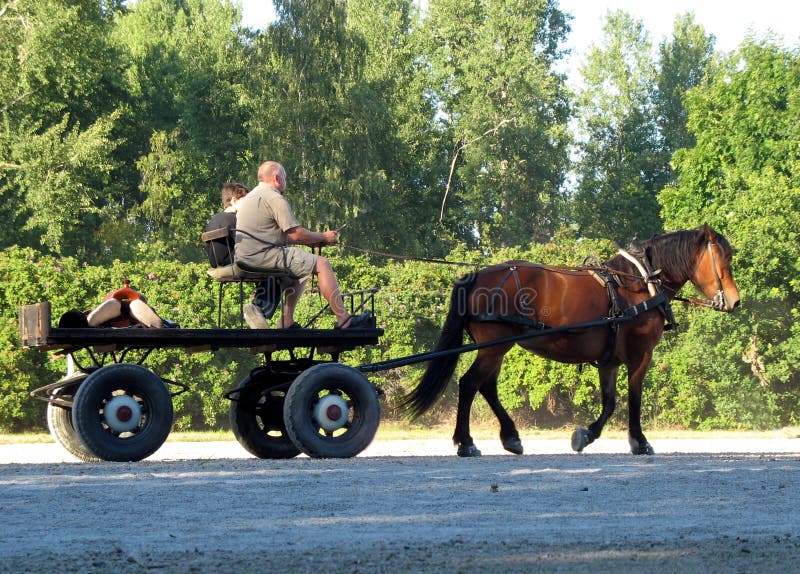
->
xmin=629 ymin=438 xmax=655 ymax=455
xmin=571 ymin=428 xmax=594 ymax=452
xmin=457 ymin=444 xmax=482 ymax=457
xmin=503 ymin=437 xmax=523 ymax=455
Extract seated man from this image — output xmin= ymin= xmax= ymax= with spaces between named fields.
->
xmin=204 ymin=182 xmax=282 ymax=325
xmin=235 ymin=161 xmax=369 ymax=329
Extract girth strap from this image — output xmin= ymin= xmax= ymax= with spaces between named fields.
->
xmin=470 ymin=313 xmax=548 ymax=330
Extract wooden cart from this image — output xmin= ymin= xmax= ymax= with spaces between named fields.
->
xmin=20 ymin=296 xmax=383 ymax=462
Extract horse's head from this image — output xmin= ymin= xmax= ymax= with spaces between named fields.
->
xmin=688 ymin=225 xmax=740 ymax=312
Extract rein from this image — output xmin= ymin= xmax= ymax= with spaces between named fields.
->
xmin=341 ymin=244 xmax=648 ymax=281
xmin=664 ymin=242 xmax=727 ymax=311
xmin=341 ymin=240 xmax=727 ymax=313
xmin=340 ymin=244 xmax=476 ymax=267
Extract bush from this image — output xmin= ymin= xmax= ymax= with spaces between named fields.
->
xmin=0 ymin=242 xmax=787 ymax=432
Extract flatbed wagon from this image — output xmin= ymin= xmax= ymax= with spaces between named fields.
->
xmin=19 ymin=298 xmax=384 ymax=462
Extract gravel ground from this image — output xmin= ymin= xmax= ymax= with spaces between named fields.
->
xmin=2 ymin=435 xmax=800 ymax=573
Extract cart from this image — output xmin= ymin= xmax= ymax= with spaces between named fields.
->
xmin=20 ymin=290 xmax=383 ymax=462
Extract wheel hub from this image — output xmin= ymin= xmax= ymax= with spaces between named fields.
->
xmin=313 ymin=394 xmax=349 ymax=432
xmin=103 ymin=395 xmax=142 ymax=432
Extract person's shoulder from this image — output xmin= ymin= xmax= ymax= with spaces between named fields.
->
xmin=248 ymin=183 xmax=280 ymax=199
xmin=205 ymin=210 xmax=233 ymax=231
xmin=262 ymin=187 xmax=289 ymax=205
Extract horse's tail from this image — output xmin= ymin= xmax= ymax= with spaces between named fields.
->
xmin=400 ymin=272 xmax=478 ymax=419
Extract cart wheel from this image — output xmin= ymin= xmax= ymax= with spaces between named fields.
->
xmin=71 ymin=364 xmax=173 ymax=462
xmin=284 ymin=363 xmax=380 ymax=458
xmin=229 ymin=371 xmax=301 ymax=459
xmin=47 ymin=379 xmax=102 ymax=462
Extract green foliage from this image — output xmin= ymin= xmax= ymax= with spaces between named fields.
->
xmin=0 ymin=0 xmax=126 ymax=260
xmin=1 ymin=3 xmax=799 ymax=435
xmin=659 ymin=38 xmax=800 ymax=428
xmin=655 ymin=13 xmax=715 ymax=171
xmin=111 ymin=0 xmax=253 ymax=262
xmin=571 ymin=10 xmax=663 ymax=243
xmin=423 ymin=0 xmax=572 ymax=248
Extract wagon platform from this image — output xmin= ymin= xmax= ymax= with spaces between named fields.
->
xmin=19 ymin=297 xmax=384 ymax=463
xmin=20 ymin=301 xmax=382 ymax=355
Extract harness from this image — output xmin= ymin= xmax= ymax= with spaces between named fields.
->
xmin=469 ymin=251 xmax=677 ymax=367
xmin=670 ymin=242 xmax=727 ymax=311
xmin=470 ymin=266 xmax=549 ymax=330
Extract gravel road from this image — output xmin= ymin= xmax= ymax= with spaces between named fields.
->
xmin=2 ymin=435 xmax=800 ymax=573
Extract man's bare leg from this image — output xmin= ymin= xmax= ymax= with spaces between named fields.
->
xmin=277 ymin=257 xmax=351 ymax=328
xmin=277 ymin=279 xmax=306 ymax=328
xmin=313 ymin=257 xmax=351 ymax=328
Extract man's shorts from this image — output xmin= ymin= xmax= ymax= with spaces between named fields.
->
xmin=282 ymin=246 xmax=317 ymax=282
xmin=237 ymin=246 xmax=317 ymax=283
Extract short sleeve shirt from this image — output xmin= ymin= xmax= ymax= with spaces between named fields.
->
xmin=234 ymin=182 xmax=301 ymax=267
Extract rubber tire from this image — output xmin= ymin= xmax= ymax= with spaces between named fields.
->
xmin=284 ymin=363 xmax=380 ymax=458
xmin=71 ymin=364 xmax=173 ymax=462
xmin=47 ymin=377 xmax=103 ymax=462
xmin=229 ymin=370 xmax=301 ymax=459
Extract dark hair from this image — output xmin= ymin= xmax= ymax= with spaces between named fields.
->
xmin=221 ymin=182 xmax=248 ymax=207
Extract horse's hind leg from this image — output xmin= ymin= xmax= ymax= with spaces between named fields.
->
xmin=479 ymin=374 xmax=522 ymax=455
xmin=453 ymin=349 xmax=507 ymax=457
xmin=571 ymin=365 xmax=618 ymax=452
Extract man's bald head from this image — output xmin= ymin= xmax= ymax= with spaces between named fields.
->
xmin=257 ymin=161 xmax=287 ymax=193
xmin=258 ymin=161 xmax=284 ymax=182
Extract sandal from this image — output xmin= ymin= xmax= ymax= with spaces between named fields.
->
xmin=335 ymin=311 xmax=372 ymax=329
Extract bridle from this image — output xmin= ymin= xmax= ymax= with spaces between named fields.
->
xmin=672 ymin=242 xmax=727 ymax=311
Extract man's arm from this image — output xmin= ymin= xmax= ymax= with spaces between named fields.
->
xmin=285 ymin=226 xmax=337 ymax=246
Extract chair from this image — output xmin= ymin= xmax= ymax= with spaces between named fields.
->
xmin=201 ymin=227 xmax=291 ymax=328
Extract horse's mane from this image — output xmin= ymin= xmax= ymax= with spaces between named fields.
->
xmin=629 ymin=226 xmax=732 ymax=281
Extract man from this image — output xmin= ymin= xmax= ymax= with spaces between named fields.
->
xmin=235 ymin=161 xmax=369 ymax=329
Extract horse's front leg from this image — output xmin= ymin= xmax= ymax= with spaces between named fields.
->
xmin=626 ymin=353 xmax=655 ymax=455
xmin=571 ymin=365 xmax=618 ymax=453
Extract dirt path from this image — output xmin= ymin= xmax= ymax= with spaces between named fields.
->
xmin=2 ymin=438 xmax=800 ymax=572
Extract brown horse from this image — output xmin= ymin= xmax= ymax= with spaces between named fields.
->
xmin=401 ymin=225 xmax=740 ymax=456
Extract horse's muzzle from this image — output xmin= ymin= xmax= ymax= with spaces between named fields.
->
xmin=714 ymin=290 xmax=740 ymax=312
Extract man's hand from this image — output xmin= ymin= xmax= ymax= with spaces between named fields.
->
xmin=286 ymin=226 xmax=338 ymax=246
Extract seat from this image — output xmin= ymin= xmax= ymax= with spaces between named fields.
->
xmin=201 ymin=227 xmax=291 ymax=328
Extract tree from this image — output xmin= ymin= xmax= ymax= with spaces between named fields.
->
xmin=422 ymin=0 xmax=572 ymax=248
xmin=0 ymin=0 xmax=126 ymax=260
xmin=247 ymin=0 xmax=367 ymax=238
xmin=655 ymin=13 xmax=715 ymax=185
xmin=571 ymin=10 xmax=663 ymax=244
xmin=659 ymin=38 xmax=800 ymax=425
xmin=345 ymin=0 xmax=447 ymax=255
xmin=112 ymin=0 xmax=252 ymax=262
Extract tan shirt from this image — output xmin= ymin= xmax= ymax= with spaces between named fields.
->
xmin=234 ymin=182 xmax=301 ymax=268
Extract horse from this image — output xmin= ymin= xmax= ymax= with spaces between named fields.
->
xmin=400 ymin=225 xmax=740 ymax=456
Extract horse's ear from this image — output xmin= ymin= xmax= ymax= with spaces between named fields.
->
xmin=699 ymin=224 xmax=715 ymax=242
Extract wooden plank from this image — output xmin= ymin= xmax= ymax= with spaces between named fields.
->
xmin=19 ymin=302 xmax=50 ymax=348
xmin=18 ymin=301 xmax=382 ymax=353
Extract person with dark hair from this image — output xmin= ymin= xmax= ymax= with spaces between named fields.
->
xmin=204 ymin=182 xmax=281 ymax=327
xmin=235 ymin=161 xmax=370 ymax=329
xmin=204 ymin=182 xmax=248 ymax=268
